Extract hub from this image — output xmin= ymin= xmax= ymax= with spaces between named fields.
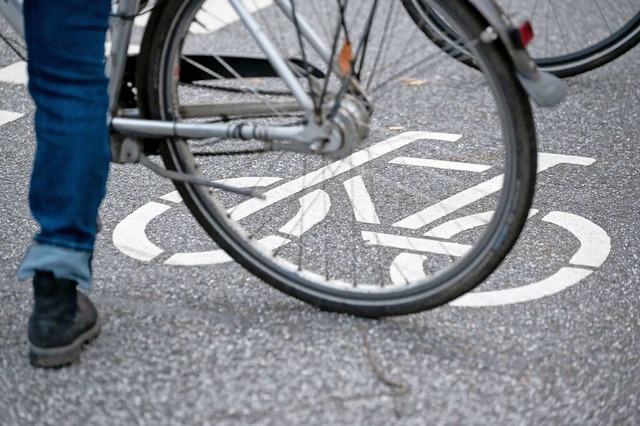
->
xmin=314 ymin=94 xmax=373 ymax=159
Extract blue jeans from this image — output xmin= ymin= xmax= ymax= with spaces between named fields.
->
xmin=17 ymin=0 xmax=112 ymax=290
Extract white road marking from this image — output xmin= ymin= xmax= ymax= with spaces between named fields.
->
xmin=362 ymin=231 xmax=471 ymax=257
xmin=113 ymin=202 xmax=170 ymax=261
xmin=164 ymin=235 xmax=290 ymax=265
xmin=279 ymin=190 xmax=330 ymax=237
xmin=542 ymin=211 xmax=611 ymax=267
xmin=113 ymin=135 xmax=608 ymax=306
xmin=389 ymin=253 xmax=429 ymax=285
xmin=229 ymin=132 xmax=461 ymax=221
xmin=161 ymin=191 xmax=183 ymax=203
xmin=0 ymin=61 xmax=27 ymax=85
xmin=393 ymin=152 xmax=596 ymax=230
xmin=190 ymin=0 xmax=274 ymax=34
xmin=449 ymin=267 xmax=593 ymax=307
xmin=165 ymin=248 xmax=233 ymax=265
xmin=116 ymin=177 xmax=284 ymax=263
xmin=0 ymin=110 xmax=24 ymax=126
xmin=387 ymin=209 xmax=609 ymax=307
xmin=343 ymin=176 xmax=380 ymax=224
xmin=389 ymin=157 xmax=491 ymax=172
xmin=424 ymin=209 xmax=539 ymax=239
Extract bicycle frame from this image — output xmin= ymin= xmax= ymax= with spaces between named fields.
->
xmin=0 ymin=0 xmax=566 ymax=158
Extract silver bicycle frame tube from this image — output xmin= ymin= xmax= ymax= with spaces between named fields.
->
xmin=111 ymin=117 xmax=307 ymax=142
xmin=107 ymin=0 xmax=141 ymax=114
xmin=227 ymin=0 xmax=314 ymax=113
xmin=273 ymin=0 xmax=332 ymax=62
xmin=0 ymin=0 xmax=24 ymax=38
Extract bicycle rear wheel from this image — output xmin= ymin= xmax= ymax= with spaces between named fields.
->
xmin=409 ymin=0 xmax=640 ymax=77
xmin=136 ymin=0 xmax=536 ymax=317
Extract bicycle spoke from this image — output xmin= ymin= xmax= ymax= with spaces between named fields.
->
xmin=137 ymin=0 xmax=537 ymax=315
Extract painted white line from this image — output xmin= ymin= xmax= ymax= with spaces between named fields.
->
xmin=362 ymin=231 xmax=471 ymax=257
xmin=279 ymin=190 xmax=330 ymax=237
xmin=449 ymin=267 xmax=593 ymax=307
xmin=0 ymin=110 xmax=24 ymax=126
xmin=164 ymin=235 xmax=290 ymax=265
xmin=389 ymin=157 xmax=491 ymax=172
xmin=424 ymin=209 xmax=539 ymax=239
xmin=165 ymin=248 xmax=232 ymax=266
xmin=389 ymin=253 xmax=429 ymax=285
xmin=229 ymin=132 xmax=461 ymax=221
xmin=161 ymin=191 xmax=183 ymax=203
xmin=392 ymin=175 xmax=503 ymax=230
xmin=191 ymin=0 xmax=274 ymax=34
xmin=393 ymin=152 xmax=595 ymax=230
xmin=343 ymin=175 xmax=380 ymax=224
xmin=543 ymin=211 xmax=611 ymax=267
xmin=113 ymin=202 xmax=170 ymax=261
xmin=537 ymin=152 xmax=595 ymax=169
xmin=0 ymin=61 xmax=27 ymax=85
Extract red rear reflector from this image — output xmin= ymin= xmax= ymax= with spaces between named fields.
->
xmin=519 ymin=21 xmax=534 ymax=46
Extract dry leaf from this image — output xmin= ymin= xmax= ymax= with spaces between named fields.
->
xmin=338 ymin=39 xmax=353 ymax=75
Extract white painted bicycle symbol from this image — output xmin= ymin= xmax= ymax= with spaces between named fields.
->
xmin=113 ymin=132 xmax=610 ymax=307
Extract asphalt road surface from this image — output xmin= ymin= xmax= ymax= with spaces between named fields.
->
xmin=1 ymin=4 xmax=639 ymax=425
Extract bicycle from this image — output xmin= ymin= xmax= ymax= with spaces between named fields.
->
xmin=411 ymin=0 xmax=640 ymax=77
xmin=0 ymin=0 xmax=567 ymax=317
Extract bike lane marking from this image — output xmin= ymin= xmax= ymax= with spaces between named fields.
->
xmin=117 ymin=133 xmax=463 ymax=266
xmin=424 ymin=210 xmax=539 ymax=239
xmin=343 ymin=176 xmax=381 ymax=224
xmin=449 ymin=267 xmax=594 ymax=307
xmin=389 ymin=157 xmax=492 ymax=172
xmin=191 ymin=0 xmax=274 ymax=34
xmin=393 ymin=153 xmax=596 ymax=230
xmin=389 ymin=209 xmax=611 ymax=307
xmin=278 ymin=190 xmax=331 ymax=237
xmin=542 ymin=211 xmax=610 ymax=268
xmin=112 ymin=133 xmax=610 ymax=307
xmin=0 ymin=110 xmax=23 ymax=126
xmin=113 ymin=132 xmax=460 ymax=263
xmin=448 ymin=210 xmax=606 ymax=305
xmin=227 ymin=132 xmax=461 ymax=222
xmin=0 ymin=62 xmax=27 ymax=85
xmin=113 ymin=177 xmax=283 ymax=262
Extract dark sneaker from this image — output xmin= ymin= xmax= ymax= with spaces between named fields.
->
xmin=28 ymin=271 xmax=101 ymax=368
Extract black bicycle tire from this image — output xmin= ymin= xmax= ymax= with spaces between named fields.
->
xmin=404 ymin=1 xmax=640 ymax=78
xmin=136 ymin=0 xmax=537 ymax=317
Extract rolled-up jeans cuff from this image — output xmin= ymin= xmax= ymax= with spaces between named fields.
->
xmin=17 ymin=242 xmax=92 ymax=291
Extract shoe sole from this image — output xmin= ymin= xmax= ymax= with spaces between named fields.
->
xmin=29 ymin=321 xmax=102 ymax=368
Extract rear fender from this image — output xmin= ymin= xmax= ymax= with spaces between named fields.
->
xmin=468 ymin=0 xmax=568 ymax=107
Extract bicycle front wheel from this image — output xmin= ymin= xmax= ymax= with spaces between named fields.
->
xmin=137 ymin=0 xmax=537 ymax=317
xmin=409 ymin=0 xmax=640 ymax=77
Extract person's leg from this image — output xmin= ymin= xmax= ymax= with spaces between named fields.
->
xmin=18 ymin=0 xmax=112 ymax=367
